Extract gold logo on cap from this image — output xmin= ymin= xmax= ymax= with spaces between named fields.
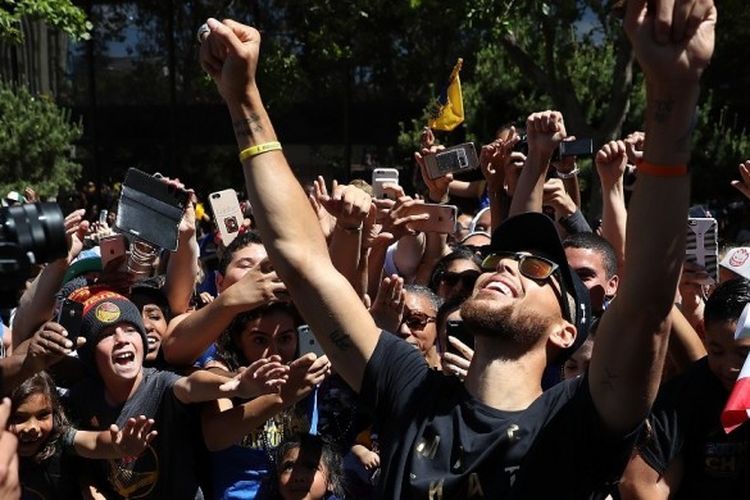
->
xmin=95 ymin=302 xmax=121 ymax=323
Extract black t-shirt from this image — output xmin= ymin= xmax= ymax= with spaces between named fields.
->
xmin=360 ymin=332 xmax=638 ymax=499
xmin=20 ymin=442 xmax=80 ymax=500
xmin=65 ymin=368 xmax=201 ymax=500
xmin=639 ymin=357 xmax=750 ymax=498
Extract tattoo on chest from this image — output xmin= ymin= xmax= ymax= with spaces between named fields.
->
xmin=233 ymin=113 xmax=264 ymax=136
xmin=328 ymin=329 xmax=353 ymax=352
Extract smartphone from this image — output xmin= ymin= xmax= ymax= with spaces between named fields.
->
xmin=56 ymin=298 xmax=84 ymax=338
xmin=98 ymin=209 xmax=109 ymax=225
xmin=297 ymin=325 xmax=325 ymax=358
xmin=686 ymin=217 xmax=719 ymax=283
xmin=423 ymin=143 xmax=479 ymax=180
xmin=556 ymin=138 xmax=594 ymax=158
xmin=446 ymin=319 xmax=473 ymax=356
xmin=403 ymin=204 xmax=457 ymax=234
xmin=209 ymin=189 xmax=244 ymax=247
xmin=99 ymin=234 xmax=127 ymax=268
xmin=372 ymin=168 xmax=399 ymax=199
xmin=116 ymin=168 xmax=190 ymax=251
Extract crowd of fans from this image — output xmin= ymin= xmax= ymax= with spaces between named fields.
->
xmin=0 ymin=1 xmax=746 ymax=499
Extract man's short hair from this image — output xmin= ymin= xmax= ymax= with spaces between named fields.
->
xmin=705 ymin=277 xmax=750 ymax=326
xmin=563 ymin=232 xmax=618 ymax=279
xmin=218 ymin=230 xmax=263 ymax=276
xmin=405 ymin=284 xmax=443 ymax=313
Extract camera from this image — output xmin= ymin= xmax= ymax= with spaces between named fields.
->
xmin=0 ymin=203 xmax=67 ymax=307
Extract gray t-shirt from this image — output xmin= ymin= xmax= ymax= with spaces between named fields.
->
xmin=66 ymin=367 xmax=202 ymax=499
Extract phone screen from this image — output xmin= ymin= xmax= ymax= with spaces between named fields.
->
xmin=446 ymin=319 xmax=473 ymax=355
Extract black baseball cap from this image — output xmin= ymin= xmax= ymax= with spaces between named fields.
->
xmin=489 ymin=213 xmax=591 ymax=360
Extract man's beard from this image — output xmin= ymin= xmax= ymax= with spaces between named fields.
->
xmin=460 ymin=296 xmax=552 ymax=355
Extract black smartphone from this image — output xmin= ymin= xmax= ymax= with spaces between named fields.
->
xmin=116 ymin=168 xmax=190 ymax=251
xmin=556 ymin=138 xmax=594 ymax=159
xmin=56 ymin=299 xmax=84 ymax=338
xmin=446 ymin=319 xmax=473 ymax=355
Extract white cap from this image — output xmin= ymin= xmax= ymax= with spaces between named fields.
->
xmin=5 ymin=191 xmax=21 ymax=203
xmin=720 ymin=247 xmax=750 ymax=280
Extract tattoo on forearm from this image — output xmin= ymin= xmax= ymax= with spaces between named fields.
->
xmin=653 ymin=99 xmax=674 ymax=123
xmin=233 ymin=113 xmax=264 ymax=136
xmin=329 ymin=329 xmax=353 ymax=352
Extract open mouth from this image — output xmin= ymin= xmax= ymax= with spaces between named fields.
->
xmin=146 ymin=335 xmax=159 ymax=353
xmin=18 ymin=434 xmax=40 ymax=445
xmin=113 ymin=352 xmax=135 ymax=365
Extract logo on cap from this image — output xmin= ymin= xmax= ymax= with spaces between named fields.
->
xmin=729 ymin=249 xmax=750 ymax=268
xmin=95 ymin=302 xmax=121 ymax=323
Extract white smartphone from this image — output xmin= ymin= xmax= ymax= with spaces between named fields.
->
xmin=297 ymin=325 xmax=325 ymax=358
xmin=372 ymin=168 xmax=399 ymax=199
xmin=209 ymin=189 xmax=244 ymax=247
xmin=99 ymin=234 xmax=127 ymax=268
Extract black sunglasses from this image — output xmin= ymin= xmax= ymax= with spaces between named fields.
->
xmin=481 ymin=251 xmax=572 ymax=322
xmin=438 ymin=269 xmax=481 ymax=288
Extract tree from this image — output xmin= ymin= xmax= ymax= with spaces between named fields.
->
xmin=0 ymin=81 xmax=82 ymax=197
xmin=0 ymin=0 xmax=90 ymax=43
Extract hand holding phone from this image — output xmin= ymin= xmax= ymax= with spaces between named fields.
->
xmin=372 ymin=168 xmax=400 ymax=199
xmin=297 ymin=325 xmax=325 ymax=358
xmin=423 ymin=143 xmax=479 ymax=180
xmin=209 ymin=189 xmax=245 ymax=246
xmin=402 ymin=204 xmax=458 ymax=234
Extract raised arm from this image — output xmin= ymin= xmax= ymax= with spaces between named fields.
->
xmin=596 ymin=140 xmax=629 ymax=275
xmin=200 ymin=19 xmax=382 ymax=392
xmin=589 ymin=0 xmax=716 ymax=433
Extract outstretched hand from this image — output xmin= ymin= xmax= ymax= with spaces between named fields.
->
xmin=596 ymin=140 xmax=628 ymax=188
xmin=370 ymin=274 xmax=405 ymax=333
xmin=731 ymin=161 xmax=750 ymax=199
xmin=110 ymin=415 xmax=158 ymax=458
xmin=220 ymin=355 xmax=290 ymax=399
xmin=25 ymin=322 xmax=86 ymax=372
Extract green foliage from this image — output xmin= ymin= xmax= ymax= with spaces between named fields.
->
xmin=0 ymin=0 xmax=91 ymax=43
xmin=0 ymin=81 xmax=82 ymax=197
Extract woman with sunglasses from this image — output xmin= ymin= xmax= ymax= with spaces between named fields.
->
xmin=430 ymin=248 xmax=482 ymax=303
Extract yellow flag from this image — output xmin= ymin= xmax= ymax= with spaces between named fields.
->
xmin=428 ymin=58 xmax=464 ymax=132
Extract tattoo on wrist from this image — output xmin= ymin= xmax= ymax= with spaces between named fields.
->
xmin=653 ymin=99 xmax=674 ymax=123
xmin=329 ymin=329 xmax=353 ymax=352
xmin=233 ymin=113 xmax=264 ymax=136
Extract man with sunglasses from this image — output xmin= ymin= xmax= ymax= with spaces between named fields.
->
xmin=200 ymin=0 xmax=714 ymax=496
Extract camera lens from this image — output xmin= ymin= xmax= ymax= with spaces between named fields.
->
xmin=0 ymin=202 xmax=67 ymax=264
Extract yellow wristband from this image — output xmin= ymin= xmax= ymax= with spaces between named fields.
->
xmin=239 ymin=141 xmax=282 ymax=162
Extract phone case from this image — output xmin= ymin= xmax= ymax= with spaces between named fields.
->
xmin=423 ymin=143 xmax=479 ymax=180
xmin=406 ymin=204 xmax=457 ymax=234
xmin=57 ymin=299 xmax=84 ymax=337
xmin=116 ymin=168 xmax=189 ymax=251
xmin=372 ymin=168 xmax=399 ymax=199
xmin=209 ymin=189 xmax=245 ymax=247
xmin=686 ymin=217 xmax=719 ymax=282
xmin=446 ymin=320 xmax=473 ymax=355
xmin=297 ymin=325 xmax=325 ymax=358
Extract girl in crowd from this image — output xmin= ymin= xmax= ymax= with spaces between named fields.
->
xmin=274 ymin=433 xmax=345 ymax=500
xmin=202 ymin=303 xmax=330 ymax=499
xmin=10 ymin=372 xmax=156 ymax=499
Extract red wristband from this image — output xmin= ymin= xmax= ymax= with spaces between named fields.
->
xmin=636 ymin=160 xmax=688 ymax=177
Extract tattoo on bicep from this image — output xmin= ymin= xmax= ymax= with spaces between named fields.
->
xmin=329 ymin=329 xmax=353 ymax=352
xmin=233 ymin=113 xmax=263 ymax=136
xmin=653 ymin=99 xmax=674 ymax=123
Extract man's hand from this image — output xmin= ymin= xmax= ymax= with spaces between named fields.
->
xmin=376 ymin=196 xmax=429 ymax=242
xmin=596 ymin=140 xmax=628 ymax=188
xmin=279 ymin=354 xmax=331 ymax=407
xmin=309 ymin=176 xmax=337 ymax=240
xmin=480 ymin=135 xmax=518 ymax=194
xmin=730 ymin=160 xmax=750 ymax=199
xmin=543 ymin=179 xmax=577 ymax=219
xmin=110 ymin=415 xmax=158 ymax=458
xmin=63 ymin=209 xmax=89 ymax=264
xmin=320 ymin=181 xmax=372 ymax=230
xmin=369 ymin=274 xmax=405 ymax=332
xmin=526 ymin=110 xmax=567 ymax=161
xmin=199 ymin=18 xmax=261 ymax=104
xmin=222 ymin=260 xmax=288 ymax=312
xmin=624 ymin=0 xmax=716 ymax=85
xmin=25 ymin=322 xmax=86 ymax=372
xmin=0 ymin=399 xmax=19 ymax=500
xmin=220 ymin=355 xmax=290 ymax=399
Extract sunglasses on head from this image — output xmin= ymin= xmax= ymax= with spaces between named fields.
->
xmin=438 ymin=269 xmax=481 ymax=288
xmin=480 ymin=251 xmax=572 ymax=322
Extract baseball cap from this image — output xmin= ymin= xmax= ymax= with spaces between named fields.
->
xmin=488 ymin=213 xmax=591 ymax=360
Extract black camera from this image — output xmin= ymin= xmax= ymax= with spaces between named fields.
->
xmin=0 ymin=203 xmax=67 ymax=307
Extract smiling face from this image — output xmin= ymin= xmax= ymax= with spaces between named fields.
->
xmin=11 ymin=393 xmax=54 ymax=458
xmin=460 ymin=253 xmax=569 ymax=352
xmin=141 ymin=304 xmax=168 ymax=362
xmin=236 ymin=308 xmax=298 ymax=364
xmin=94 ymin=322 xmax=145 ymax=386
